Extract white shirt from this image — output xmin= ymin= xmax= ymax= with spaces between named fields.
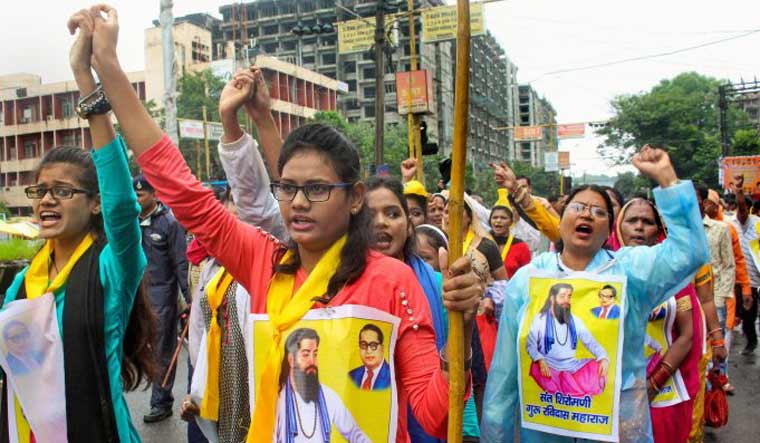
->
xmin=525 ymin=313 xmax=608 ymax=372
xmin=731 ymin=214 xmax=760 ymax=287
xmin=275 ymin=383 xmax=370 ymax=443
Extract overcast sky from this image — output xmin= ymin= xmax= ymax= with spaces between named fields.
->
xmin=3 ymin=0 xmax=759 ymax=176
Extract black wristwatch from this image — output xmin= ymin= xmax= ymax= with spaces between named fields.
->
xmin=76 ymin=85 xmax=112 ymax=119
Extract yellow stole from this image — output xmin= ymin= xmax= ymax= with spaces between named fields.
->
xmin=246 ymin=235 xmax=347 ymax=443
xmin=199 ymin=267 xmax=234 ymax=421
xmin=463 ymin=228 xmax=476 ymax=253
xmin=24 ymin=233 xmax=95 ymax=299
xmin=15 ymin=233 xmax=95 ymax=441
xmin=500 ymin=233 xmax=515 ymax=263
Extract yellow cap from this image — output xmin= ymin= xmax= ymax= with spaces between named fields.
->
xmin=494 ymin=188 xmax=512 ymax=209
xmin=404 ymin=180 xmax=428 ymax=198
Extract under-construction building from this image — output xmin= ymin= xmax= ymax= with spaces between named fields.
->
xmin=212 ymin=0 xmax=520 ymax=168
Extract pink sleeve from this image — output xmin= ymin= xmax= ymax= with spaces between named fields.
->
xmin=137 ymin=135 xmax=277 ymax=298
xmin=393 ymin=272 xmax=471 ymax=438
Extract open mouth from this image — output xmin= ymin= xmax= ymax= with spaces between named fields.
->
xmin=38 ymin=211 xmax=62 ymax=228
xmin=374 ymin=232 xmax=393 ymax=250
xmin=290 ymin=215 xmax=315 ymax=231
xmin=628 ymin=235 xmax=646 ymax=245
xmin=574 ymin=223 xmax=593 ymax=239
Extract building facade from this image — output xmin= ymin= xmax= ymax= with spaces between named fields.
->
xmin=211 ymin=0 xmax=520 ymax=168
xmin=515 ymin=84 xmax=556 ymax=168
xmin=0 ymin=73 xmax=145 ymax=215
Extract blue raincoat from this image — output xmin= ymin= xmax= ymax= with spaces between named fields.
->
xmin=481 ymin=181 xmax=709 ymax=443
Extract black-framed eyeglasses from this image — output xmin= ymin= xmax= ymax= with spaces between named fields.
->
xmin=25 ymin=185 xmax=91 ymax=200
xmin=566 ymin=201 xmax=609 ymax=219
xmin=359 ymin=340 xmax=381 ymax=351
xmin=270 ymin=182 xmax=353 ymax=202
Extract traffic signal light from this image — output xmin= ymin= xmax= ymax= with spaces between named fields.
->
xmin=420 ymin=120 xmax=439 ymax=155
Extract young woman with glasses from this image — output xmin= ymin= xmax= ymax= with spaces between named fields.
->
xmin=0 ymin=10 xmax=156 ymax=442
xmin=82 ymin=5 xmax=481 ymax=441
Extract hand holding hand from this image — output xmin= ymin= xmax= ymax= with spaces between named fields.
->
xmin=632 ymin=145 xmax=678 ymax=188
xmin=88 ymin=4 xmax=120 ymax=73
xmin=219 ymin=70 xmax=255 ymax=119
xmin=243 ymin=67 xmax=272 ymax=122
xmin=401 ymin=158 xmax=418 ymax=183
xmin=67 ymin=10 xmax=95 ymax=77
xmin=489 ymin=161 xmax=517 ymax=191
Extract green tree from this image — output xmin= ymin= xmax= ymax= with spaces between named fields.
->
xmin=597 ymin=72 xmax=751 ymax=188
xmin=732 ymin=128 xmax=760 ymax=156
xmin=613 ymin=172 xmax=653 ymax=199
xmin=176 ymin=69 xmax=227 ymax=180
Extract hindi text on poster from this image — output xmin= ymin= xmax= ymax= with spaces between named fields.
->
xmin=421 ymin=3 xmax=485 ymax=43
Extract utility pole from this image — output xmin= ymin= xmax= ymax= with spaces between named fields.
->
xmin=719 ymin=84 xmax=729 ymax=157
xmin=160 ymin=0 xmax=179 ymax=145
xmin=374 ymin=2 xmax=386 ymax=168
xmin=407 ymin=0 xmax=424 ymax=181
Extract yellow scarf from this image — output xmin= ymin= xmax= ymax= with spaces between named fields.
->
xmin=16 ymin=232 xmax=94 ymax=440
xmin=500 ymin=233 xmax=514 ymax=263
xmin=246 ymin=235 xmax=347 ymax=443
xmin=24 ymin=233 xmax=95 ymax=299
xmin=199 ymin=267 xmax=234 ymax=421
xmin=463 ymin=228 xmax=476 ymax=253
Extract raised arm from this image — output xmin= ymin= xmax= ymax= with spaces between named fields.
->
xmin=490 ymin=161 xmax=560 ymax=242
xmin=732 ymin=174 xmax=750 ymax=226
xmin=68 ymin=10 xmax=144 ymax=289
xmin=620 ymin=146 xmax=709 ymax=308
xmin=87 ymin=5 xmax=276 ymax=294
xmin=218 ymin=71 xmax=287 ymax=240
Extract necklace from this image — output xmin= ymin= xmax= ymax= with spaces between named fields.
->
xmin=294 ymin=388 xmax=318 ymax=439
xmin=552 ymin=316 xmax=569 ymax=346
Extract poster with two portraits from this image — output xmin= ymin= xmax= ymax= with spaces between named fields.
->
xmin=192 ymin=301 xmax=400 ymax=443
xmin=517 ymin=270 xmax=626 ymax=442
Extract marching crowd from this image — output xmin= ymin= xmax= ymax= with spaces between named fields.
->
xmin=0 ymin=5 xmax=758 ymax=443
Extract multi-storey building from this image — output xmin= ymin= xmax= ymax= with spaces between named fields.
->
xmin=515 ymin=84 xmax=556 ymax=168
xmin=211 ymin=0 xmax=520 ymax=168
xmin=0 ymin=72 xmax=145 ymax=215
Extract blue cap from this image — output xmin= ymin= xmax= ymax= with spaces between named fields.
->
xmin=132 ymin=174 xmax=154 ymax=192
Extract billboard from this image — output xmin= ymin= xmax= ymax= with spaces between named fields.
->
xmin=719 ymin=155 xmax=760 ymax=194
xmin=545 ymin=152 xmax=559 ymax=172
xmin=178 ymin=119 xmax=223 ymax=141
xmin=395 ymin=70 xmax=434 ymax=115
xmin=559 ymin=151 xmax=571 ymax=170
xmin=558 ymin=123 xmax=585 ymax=139
xmin=337 ymin=14 xmax=399 ymax=54
xmin=421 ymin=3 xmax=485 ymax=43
xmin=515 ymin=126 xmax=543 ymax=141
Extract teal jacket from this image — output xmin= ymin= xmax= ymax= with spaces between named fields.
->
xmin=481 ymin=181 xmax=709 ymax=443
xmin=4 ymin=137 xmax=147 ymax=443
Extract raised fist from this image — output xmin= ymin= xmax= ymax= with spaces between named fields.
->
xmin=631 ymin=145 xmax=678 ymax=188
xmin=401 ymin=158 xmax=418 ymax=183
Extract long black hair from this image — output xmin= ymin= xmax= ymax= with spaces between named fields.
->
xmin=35 ymin=146 xmax=157 ymax=391
xmin=366 ymin=175 xmax=416 ymax=260
xmin=274 ymin=123 xmax=372 ymax=300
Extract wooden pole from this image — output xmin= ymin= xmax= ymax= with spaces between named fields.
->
xmin=446 ymin=1 xmax=470 ymax=442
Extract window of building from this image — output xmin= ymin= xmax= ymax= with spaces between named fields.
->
xmin=8 ymin=146 xmax=17 ymax=160
xmin=322 ymin=53 xmax=336 ymax=65
xmin=259 ymin=5 xmax=276 ymax=17
xmin=363 ymin=67 xmax=376 ymax=78
xmin=346 ymin=80 xmax=357 ymax=92
xmin=344 ymin=61 xmax=357 ymax=73
xmin=321 ymin=36 xmax=337 ymax=47
xmin=282 ymin=40 xmax=297 ymax=51
xmin=24 ymin=140 xmax=37 ymax=159
xmin=302 ymin=1 xmax=316 ymax=13
xmin=279 ymin=3 xmax=296 ymax=14
xmin=303 ymin=55 xmax=315 ymax=64
xmin=263 ymin=25 xmax=278 ymax=35
xmin=263 ymin=42 xmax=278 ymax=53
xmin=363 ymin=86 xmax=376 ymax=99
xmin=61 ymin=96 xmax=75 ymax=118
xmin=323 ymin=71 xmax=336 ymax=79
xmin=385 ymin=83 xmax=396 ymax=94
xmin=364 ymin=105 xmax=375 ymax=118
